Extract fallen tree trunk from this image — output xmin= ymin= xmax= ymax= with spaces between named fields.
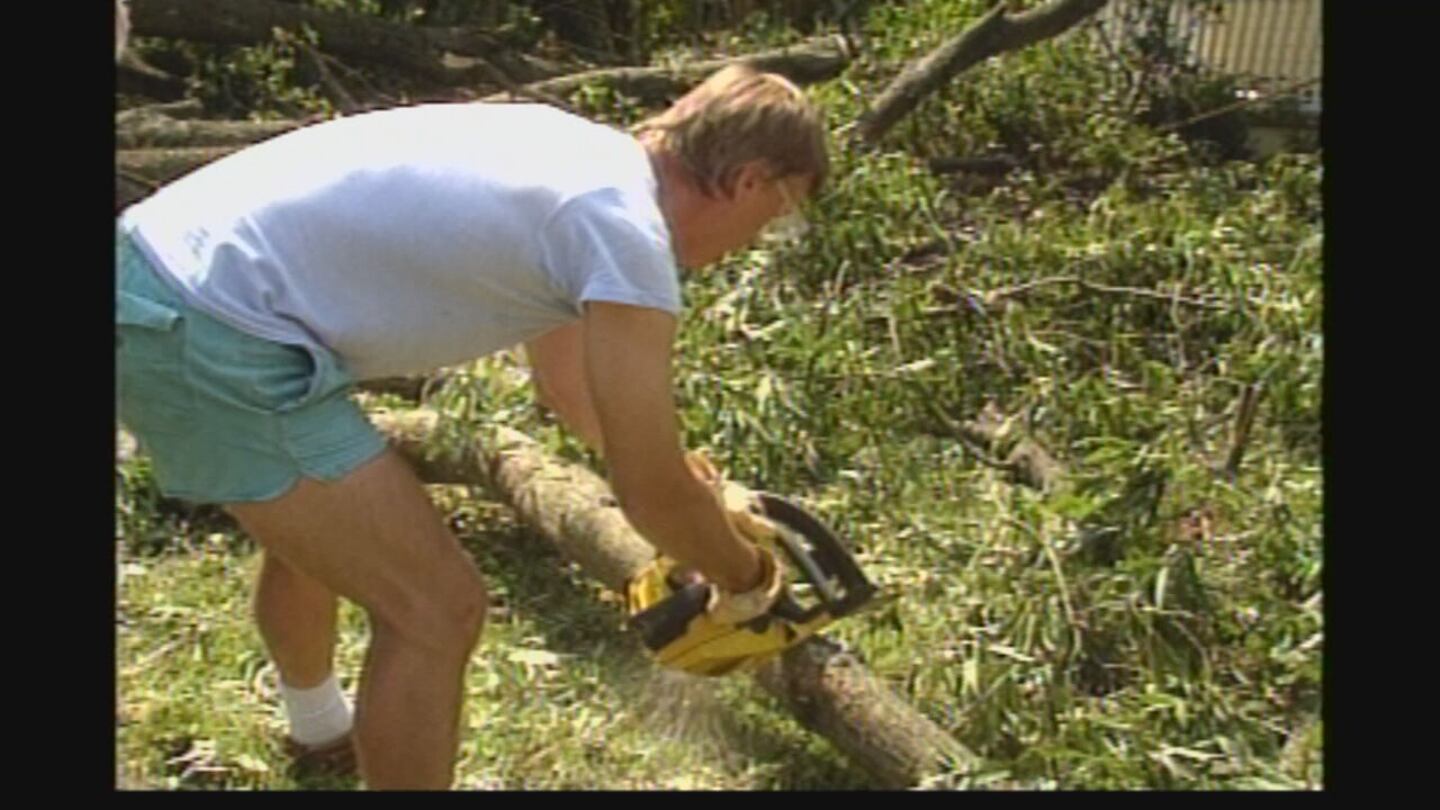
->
xmin=857 ymin=0 xmax=1108 ymax=144
xmin=369 ymin=406 xmax=983 ymax=789
xmin=118 ymin=146 xmax=242 ymax=181
xmin=116 ymin=117 xmax=303 ymax=150
xmin=117 ymin=146 xmax=243 ymax=209
xmin=116 ymin=100 xmax=206 ymax=125
xmin=113 ymin=32 xmax=854 ymax=208
xmin=113 ymin=34 xmax=850 ymax=156
xmin=128 ymin=0 xmax=557 ymax=86
xmin=485 ymin=35 xmax=855 ymax=105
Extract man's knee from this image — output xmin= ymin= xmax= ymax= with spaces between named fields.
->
xmin=375 ymin=556 xmax=488 ymax=657
xmin=446 ymin=567 xmax=489 ymax=650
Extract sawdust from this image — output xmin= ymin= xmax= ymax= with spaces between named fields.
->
xmin=630 ymin=668 xmax=744 ymax=769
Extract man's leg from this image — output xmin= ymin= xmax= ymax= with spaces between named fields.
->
xmin=255 ymin=553 xmax=353 ymax=753
xmin=256 ymin=553 xmax=340 ymax=689
xmin=227 ymin=449 xmax=488 ymax=790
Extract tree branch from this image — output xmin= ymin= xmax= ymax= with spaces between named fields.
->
xmin=117 ymin=99 xmax=206 ymax=125
xmin=116 ymin=118 xmax=303 ymax=149
xmin=1223 ymin=382 xmax=1263 ymax=480
xmin=290 ymin=37 xmax=361 ymax=115
xmin=116 ymin=146 xmax=244 ymax=208
xmin=857 ymin=0 xmax=1109 ymax=144
xmin=116 ymin=49 xmax=188 ymax=101
xmin=127 ymin=0 xmax=558 ymax=86
xmin=486 ymin=35 xmax=854 ymax=106
xmin=979 ymin=274 xmax=1231 ymax=312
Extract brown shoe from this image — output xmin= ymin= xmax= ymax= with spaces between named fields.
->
xmin=283 ymin=733 xmax=357 ymax=779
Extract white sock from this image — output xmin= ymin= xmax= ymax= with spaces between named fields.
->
xmin=280 ymin=673 xmax=354 ymax=747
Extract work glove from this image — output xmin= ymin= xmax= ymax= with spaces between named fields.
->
xmin=685 ymin=450 xmax=775 ymax=538
xmin=684 ymin=450 xmax=787 ymax=625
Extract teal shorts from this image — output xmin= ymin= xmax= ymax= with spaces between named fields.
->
xmin=115 ymin=231 xmax=387 ymax=504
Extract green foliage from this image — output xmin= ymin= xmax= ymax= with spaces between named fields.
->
xmin=117 ymin=0 xmax=1321 ymax=790
xmin=130 ymin=28 xmax=334 ymax=120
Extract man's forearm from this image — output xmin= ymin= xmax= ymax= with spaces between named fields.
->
xmin=622 ymin=478 xmax=763 ymax=594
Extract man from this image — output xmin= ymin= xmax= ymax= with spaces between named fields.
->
xmin=116 ymin=65 xmax=827 ymax=789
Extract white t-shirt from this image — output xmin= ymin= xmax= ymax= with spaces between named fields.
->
xmin=120 ymin=103 xmax=680 ymax=380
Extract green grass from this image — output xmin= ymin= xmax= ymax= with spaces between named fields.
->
xmin=117 ymin=0 xmax=1321 ymax=790
xmin=116 ymin=479 xmax=872 ymax=790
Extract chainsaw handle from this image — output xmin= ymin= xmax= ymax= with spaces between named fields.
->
xmin=628 ymin=581 xmax=712 ymax=652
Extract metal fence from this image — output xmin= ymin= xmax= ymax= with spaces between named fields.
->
xmin=1099 ymin=0 xmax=1322 ymax=113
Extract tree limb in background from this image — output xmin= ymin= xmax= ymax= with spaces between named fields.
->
xmin=116 ymin=118 xmax=302 ymax=150
xmin=127 ymin=0 xmax=560 ymax=86
xmin=916 ymin=393 xmax=1064 ymax=492
xmin=857 ymin=0 xmax=1109 ymax=144
xmin=116 ymin=146 xmax=244 ymax=209
xmin=486 ymin=35 xmax=854 ymax=106
xmin=289 ymin=36 xmax=362 ymax=114
xmin=114 ymin=34 xmax=855 ymax=208
xmin=116 ymin=99 xmax=206 ymax=125
xmin=117 ymin=0 xmax=132 ymax=61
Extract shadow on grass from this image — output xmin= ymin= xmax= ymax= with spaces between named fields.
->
xmin=289 ymin=769 xmax=361 ymax=792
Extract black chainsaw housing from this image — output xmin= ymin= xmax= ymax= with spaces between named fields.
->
xmin=626 ymin=493 xmax=876 ymax=655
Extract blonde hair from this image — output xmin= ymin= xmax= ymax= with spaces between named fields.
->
xmin=635 ymin=64 xmax=828 ymax=198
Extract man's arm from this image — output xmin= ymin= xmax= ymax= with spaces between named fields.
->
xmin=580 ymin=301 xmax=763 ymax=594
xmin=525 ymin=321 xmax=605 ymax=454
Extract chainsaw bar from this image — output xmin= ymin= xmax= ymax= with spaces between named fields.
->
xmin=752 ymin=492 xmax=876 ymax=624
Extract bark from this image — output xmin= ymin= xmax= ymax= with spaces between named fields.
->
xmin=857 ymin=0 xmax=1109 ymax=144
xmin=117 ymin=99 xmax=206 ymax=125
xmin=111 ymin=33 xmax=852 ymax=207
xmin=116 ymin=51 xmax=188 ymax=101
xmin=960 ymin=402 xmax=1064 ymax=492
xmin=116 ymin=117 xmax=303 ymax=149
xmin=116 ymin=145 xmax=242 ymax=178
xmin=369 ymin=407 xmax=983 ymax=788
xmin=127 ymin=0 xmax=557 ymax=85
xmin=485 ymin=34 xmax=854 ymax=105
xmin=117 ymin=146 xmax=243 ymax=209
xmin=1223 ymin=382 xmax=1263 ymax=480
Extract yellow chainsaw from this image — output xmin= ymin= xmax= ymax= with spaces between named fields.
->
xmin=624 ymin=490 xmax=876 ymax=677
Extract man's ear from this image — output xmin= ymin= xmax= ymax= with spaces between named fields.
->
xmin=733 ymin=160 xmax=771 ymax=197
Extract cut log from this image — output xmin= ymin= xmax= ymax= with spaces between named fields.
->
xmin=486 ymin=35 xmax=854 ymax=105
xmin=369 ymin=406 xmax=983 ymax=788
xmin=127 ymin=0 xmax=559 ymax=86
xmin=857 ymin=0 xmax=1108 ymax=144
